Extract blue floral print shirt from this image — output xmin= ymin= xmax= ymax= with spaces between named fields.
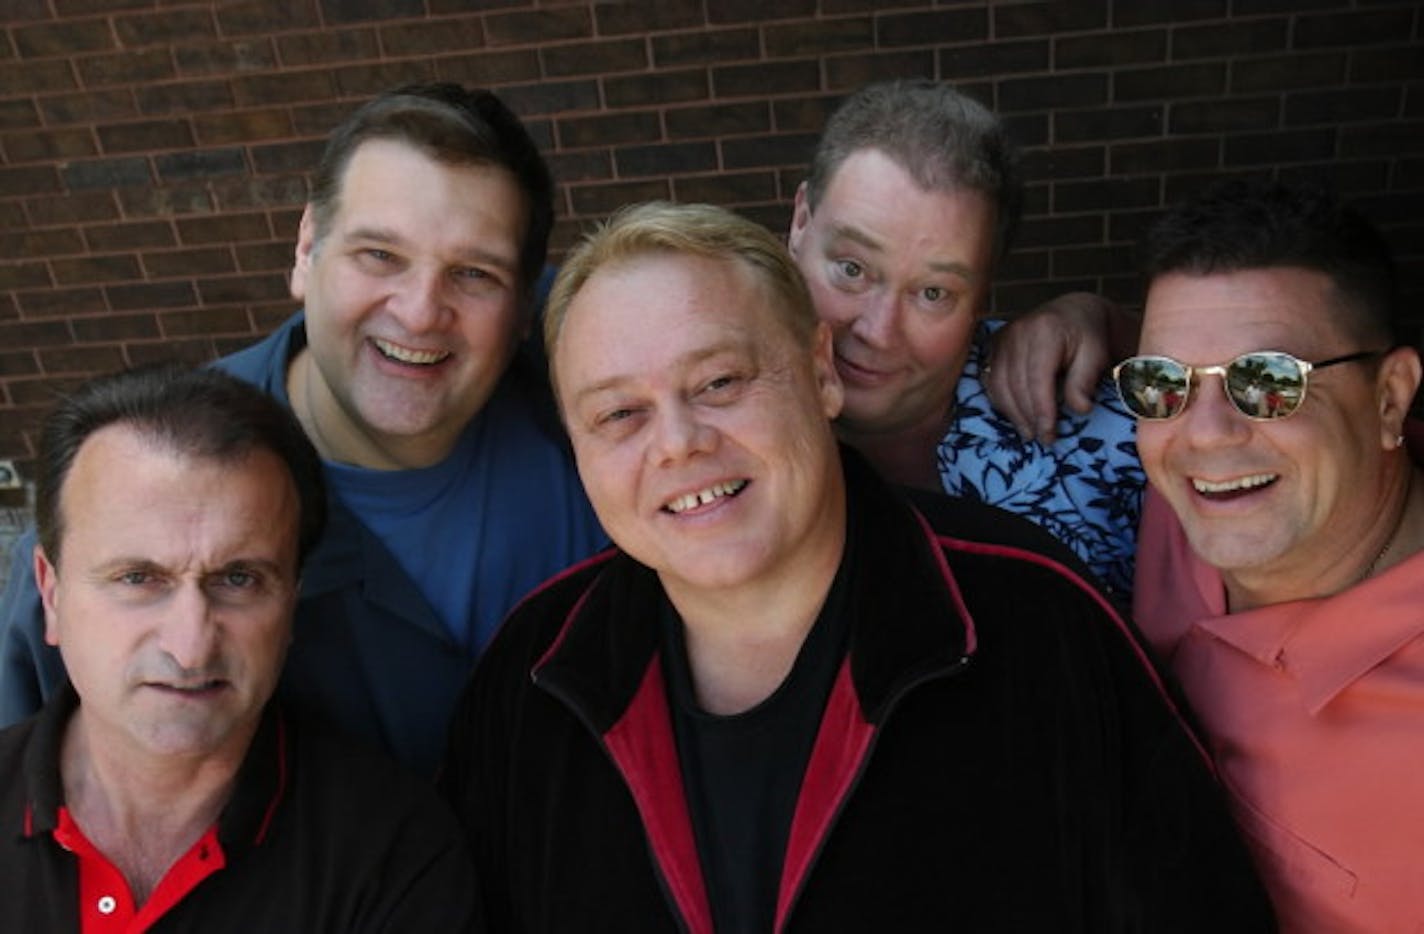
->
xmin=937 ymin=320 xmax=1145 ymax=602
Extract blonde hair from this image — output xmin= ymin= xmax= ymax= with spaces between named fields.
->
xmin=545 ymin=201 xmax=818 ymax=392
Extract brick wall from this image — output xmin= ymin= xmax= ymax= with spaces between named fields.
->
xmin=2 ymin=0 xmax=1422 ymax=478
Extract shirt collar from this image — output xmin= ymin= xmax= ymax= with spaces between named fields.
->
xmin=1196 ymin=550 xmax=1424 ymax=714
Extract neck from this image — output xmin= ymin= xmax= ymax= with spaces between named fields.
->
xmin=286 ymin=349 xmax=452 ymax=470
xmin=836 ymin=409 xmax=950 ymax=492
xmin=60 ymin=712 xmax=246 ymax=905
xmin=665 ymin=484 xmax=846 ymax=716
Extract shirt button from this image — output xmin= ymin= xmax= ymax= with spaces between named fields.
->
xmin=97 ymin=895 xmax=116 ymax=914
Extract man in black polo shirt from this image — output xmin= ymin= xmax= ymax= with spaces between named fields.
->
xmin=0 ymin=365 xmax=478 ymax=931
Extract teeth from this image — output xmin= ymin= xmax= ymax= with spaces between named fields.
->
xmin=664 ymin=479 xmax=748 ymax=514
xmin=1192 ymin=473 xmax=1277 ymax=494
xmin=373 ymin=338 xmax=449 ymax=365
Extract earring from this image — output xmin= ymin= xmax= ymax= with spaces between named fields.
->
xmin=1396 ymin=434 xmax=1406 ymax=449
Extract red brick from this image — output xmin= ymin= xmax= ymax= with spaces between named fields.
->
xmin=114 ymin=8 xmax=215 ymax=47
xmin=118 ymin=183 xmax=216 ymax=218
xmin=876 ymin=9 xmax=988 ymax=48
xmin=652 ymin=28 xmax=758 ymax=68
xmin=0 ymin=262 xmax=53 ymax=291
xmin=250 ymin=140 xmax=325 ymax=175
xmin=275 ymin=28 xmax=379 ymax=66
xmin=193 ymin=109 xmax=296 ymax=145
xmin=615 ymin=141 xmax=717 ymax=178
xmin=568 ymin=179 xmax=671 ymax=216
xmin=495 ymin=79 xmax=600 ymax=117
xmin=70 ymin=312 xmax=159 ymax=342
xmin=84 ymin=220 xmax=176 ymax=252
xmin=721 ymin=132 xmax=818 ymax=170
xmin=135 ymin=80 xmax=235 ymax=116
xmin=558 ymin=111 xmax=662 ymax=149
xmin=176 ymin=37 xmax=279 ymax=76
xmin=214 ymin=2 xmax=322 ymax=37
xmin=379 ymin=17 xmax=485 ymax=56
xmin=546 ymin=150 xmax=613 ymax=184
xmin=1170 ymin=98 xmax=1280 ymax=134
xmin=213 ymin=176 xmax=308 ymax=211
xmin=672 ymin=170 xmax=778 ymax=205
xmin=97 ymin=119 xmax=194 ymax=154
xmin=0 ymin=229 xmax=84 ymax=262
xmin=485 ymin=8 xmax=591 ymax=47
xmin=436 ymin=49 xmax=543 ymax=86
xmin=596 ymin=0 xmax=703 ymax=36
xmin=142 ymin=247 xmax=236 ymax=279
xmin=1110 ymin=137 xmax=1220 ymax=175
xmin=666 ymin=101 xmax=770 ymax=139
xmin=321 ymin=0 xmax=424 ymax=25
xmin=37 ymin=89 xmax=137 ymax=126
xmin=51 ymin=254 xmax=142 ymax=286
xmin=1021 ymin=145 xmax=1109 ymax=182
xmin=0 ymin=352 xmax=40 ymax=379
xmin=1056 ymin=29 xmax=1167 ymax=69
xmin=156 ymin=148 xmax=247 ymax=182
xmin=16 ymin=287 xmax=108 ymax=319
xmin=605 ymin=69 xmax=710 ymax=109
xmin=235 ymin=242 xmax=296 ymax=273
xmin=231 ymin=70 xmax=338 ymax=108
xmin=1295 ymin=9 xmax=1415 ymax=49
xmin=4 ymin=127 xmax=98 ymax=162
xmin=125 ymin=337 xmax=221 ymax=368
xmin=1232 ymin=53 xmax=1347 ymax=93
xmin=197 ymin=273 xmax=289 ymax=305
xmin=1173 ymin=19 xmax=1287 ymax=59
xmin=9 ymin=375 xmax=93 ymax=406
xmin=159 ymin=307 xmax=253 ymax=337
xmin=939 ymin=40 xmax=1050 ymax=79
xmin=106 ymin=280 xmax=199 ymax=311
xmin=994 ymin=2 xmax=1107 ymax=37
xmin=77 ymin=48 xmax=174 ymax=86
xmin=764 ymin=18 xmax=872 ymax=58
xmin=0 ymin=59 xmax=77 ymax=95
xmin=0 ymin=99 xmax=40 ymax=131
xmin=177 ymin=213 xmax=273 ymax=246
xmin=770 ymin=96 xmax=840 ymax=133
xmin=708 ymin=0 xmax=815 ymax=25
xmin=332 ymin=61 xmax=437 ymax=98
xmin=541 ymin=39 xmax=647 ymax=78
xmin=712 ymin=61 xmax=820 ymax=99
xmin=25 ymin=191 xmax=120 ymax=226
xmin=0 ymin=320 xmax=74 ymax=349
xmin=14 ymin=18 xmax=117 ymax=56
xmin=38 ymin=344 xmax=126 ymax=374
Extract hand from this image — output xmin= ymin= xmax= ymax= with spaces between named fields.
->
xmin=982 ymin=292 xmax=1133 ymax=445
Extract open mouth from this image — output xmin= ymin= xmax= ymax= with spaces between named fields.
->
xmin=372 ymin=337 xmax=451 ymax=366
xmin=1191 ymin=473 xmax=1278 ymax=500
xmin=663 ymin=479 xmax=749 ymax=514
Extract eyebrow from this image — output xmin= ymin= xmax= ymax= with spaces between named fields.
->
xmin=569 ymin=342 xmax=749 ymax=406
xmin=343 ymin=226 xmax=519 ymax=273
xmin=827 ymin=222 xmax=978 ymax=283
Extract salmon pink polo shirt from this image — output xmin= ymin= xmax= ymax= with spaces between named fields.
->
xmin=1135 ymin=478 xmax=1424 ymax=933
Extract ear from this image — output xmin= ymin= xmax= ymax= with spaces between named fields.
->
xmin=290 ymin=205 xmax=318 ymax=301
xmin=1376 ymin=345 xmax=1422 ymax=450
xmin=810 ymin=321 xmax=844 ymax=420
xmin=34 ymin=545 xmax=61 ymax=648
xmin=787 ymin=182 xmax=812 ymax=260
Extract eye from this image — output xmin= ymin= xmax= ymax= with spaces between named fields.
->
xmin=118 ymin=570 xmax=154 ymax=586
xmin=922 ymin=286 xmax=945 ymax=302
xmin=835 ymin=259 xmax=863 ymax=279
xmin=221 ymin=569 xmax=258 ymax=589
xmin=454 ymin=266 xmax=489 ymax=281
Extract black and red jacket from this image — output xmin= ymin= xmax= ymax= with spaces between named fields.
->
xmin=441 ymin=451 xmax=1273 ymax=932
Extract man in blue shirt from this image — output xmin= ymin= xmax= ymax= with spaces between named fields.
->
xmin=0 ymin=84 xmax=607 ymax=776
xmin=786 ymin=80 xmax=1143 ymax=601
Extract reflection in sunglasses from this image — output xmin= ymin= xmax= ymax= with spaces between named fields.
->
xmin=1113 ymin=350 xmax=1381 ymax=422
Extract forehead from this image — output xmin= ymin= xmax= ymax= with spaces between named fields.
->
xmin=1141 ymin=267 xmax=1347 ymax=360
xmin=557 ymin=252 xmax=791 ymax=385
xmin=813 ymin=149 xmax=995 ymax=266
xmin=329 ymin=140 xmax=527 ymax=238
xmin=58 ymin=426 xmax=299 ymax=552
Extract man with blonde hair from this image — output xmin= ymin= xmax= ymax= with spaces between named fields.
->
xmin=441 ymin=201 xmax=1270 ymax=932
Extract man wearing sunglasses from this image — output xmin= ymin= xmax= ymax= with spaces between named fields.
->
xmin=1030 ymin=179 xmax=1424 ymax=930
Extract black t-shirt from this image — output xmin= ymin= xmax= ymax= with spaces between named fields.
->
xmin=660 ymin=563 xmax=851 ymax=934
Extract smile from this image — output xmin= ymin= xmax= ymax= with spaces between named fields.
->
xmin=663 ymin=479 xmax=748 ymax=514
xmin=372 ymin=337 xmax=450 ymax=366
xmin=1191 ymin=473 xmax=1277 ymax=495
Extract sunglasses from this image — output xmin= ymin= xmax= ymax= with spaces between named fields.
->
xmin=1112 ymin=349 xmax=1381 ymax=421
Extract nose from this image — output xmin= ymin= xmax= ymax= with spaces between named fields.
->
xmin=158 ymin=583 xmax=221 ymax=673
xmin=1179 ymin=372 xmax=1253 ymax=448
xmin=651 ymin=400 xmax=716 ymax=465
xmin=847 ymin=288 xmax=902 ymax=350
xmin=387 ymin=265 xmax=450 ymax=334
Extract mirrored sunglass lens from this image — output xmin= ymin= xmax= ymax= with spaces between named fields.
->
xmin=1226 ymin=353 xmax=1306 ymax=419
xmin=1118 ymin=358 xmax=1189 ymax=419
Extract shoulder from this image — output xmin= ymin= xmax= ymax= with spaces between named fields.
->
xmin=213 ymin=313 xmax=303 ymax=385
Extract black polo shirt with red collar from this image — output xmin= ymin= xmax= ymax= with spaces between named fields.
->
xmin=0 ymin=683 xmax=480 ymax=932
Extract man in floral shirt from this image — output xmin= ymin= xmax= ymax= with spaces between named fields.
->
xmin=787 ymin=80 xmax=1143 ymax=601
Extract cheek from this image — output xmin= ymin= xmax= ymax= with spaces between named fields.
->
xmin=804 ymin=279 xmax=855 ymax=329
xmin=904 ymin=316 xmax=974 ymax=374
